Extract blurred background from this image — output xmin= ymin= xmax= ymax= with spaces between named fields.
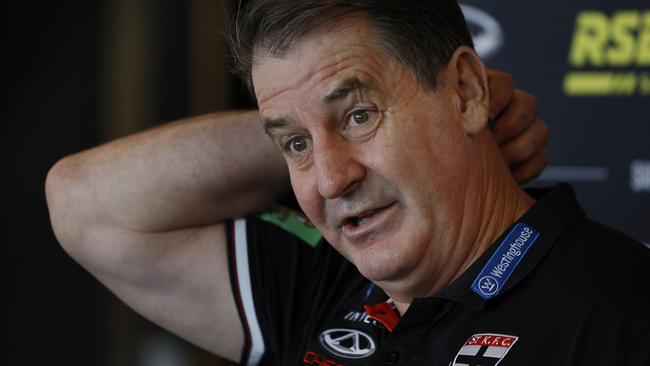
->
xmin=3 ymin=1 xmax=648 ymax=365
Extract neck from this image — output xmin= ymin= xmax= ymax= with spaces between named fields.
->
xmin=456 ymin=155 xmax=534 ymax=282
xmin=389 ymin=136 xmax=534 ymax=316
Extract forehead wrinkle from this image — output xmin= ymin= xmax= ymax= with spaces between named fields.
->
xmin=258 ymin=52 xmax=372 ymax=115
xmin=297 ymin=52 xmax=365 ymax=93
xmin=299 ymin=57 xmax=385 ymax=113
xmin=255 ymin=48 xmax=352 ymax=102
xmin=256 ymin=30 xmax=391 ymax=117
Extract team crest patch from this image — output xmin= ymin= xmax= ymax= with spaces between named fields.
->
xmin=452 ymin=333 xmax=518 ymax=366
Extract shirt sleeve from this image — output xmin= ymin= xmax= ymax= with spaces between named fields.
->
xmin=227 ymin=215 xmax=355 ymax=365
xmin=619 ymin=325 xmax=650 ymax=366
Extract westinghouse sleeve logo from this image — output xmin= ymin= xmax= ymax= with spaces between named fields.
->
xmin=564 ymin=10 xmax=650 ymax=96
xmin=471 ymin=223 xmax=540 ymax=300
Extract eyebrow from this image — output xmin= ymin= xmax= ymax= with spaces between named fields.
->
xmin=323 ymin=77 xmax=370 ymax=105
xmin=262 ymin=117 xmax=290 ymax=137
xmin=262 ymin=77 xmax=372 ymax=136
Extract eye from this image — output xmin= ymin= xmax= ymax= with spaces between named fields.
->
xmin=350 ymin=110 xmax=370 ymax=125
xmin=287 ymin=136 xmax=309 ymax=154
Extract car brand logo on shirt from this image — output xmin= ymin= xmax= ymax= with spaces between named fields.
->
xmin=452 ymin=333 xmax=519 ymax=366
xmin=319 ymin=328 xmax=376 ymax=359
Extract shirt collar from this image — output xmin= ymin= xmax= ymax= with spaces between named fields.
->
xmin=415 ymin=184 xmax=585 ymax=311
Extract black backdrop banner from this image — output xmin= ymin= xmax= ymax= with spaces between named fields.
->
xmin=460 ymin=1 xmax=649 ymax=246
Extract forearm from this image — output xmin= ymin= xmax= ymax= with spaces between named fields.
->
xmin=46 ymin=110 xmax=288 ymax=238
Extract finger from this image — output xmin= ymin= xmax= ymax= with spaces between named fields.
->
xmin=511 ymin=149 xmax=549 ymax=185
xmin=500 ymin=118 xmax=550 ymax=167
xmin=487 ymin=69 xmax=514 ymax=119
xmin=492 ymin=90 xmax=540 ymax=146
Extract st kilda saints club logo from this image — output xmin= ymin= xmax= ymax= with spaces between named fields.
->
xmin=319 ymin=328 xmax=376 ymax=359
xmin=452 ymin=333 xmax=518 ymax=366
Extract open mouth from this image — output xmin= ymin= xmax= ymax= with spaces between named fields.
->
xmin=340 ymin=202 xmax=396 ymax=229
xmin=343 ymin=209 xmax=383 ymax=227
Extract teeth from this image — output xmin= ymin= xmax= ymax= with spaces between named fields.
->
xmin=353 ymin=211 xmax=374 ymax=226
xmin=343 ymin=203 xmax=394 ymax=229
xmin=345 ymin=208 xmax=381 ymax=227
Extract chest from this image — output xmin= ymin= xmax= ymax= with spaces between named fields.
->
xmin=292 ymin=293 xmax=619 ymax=366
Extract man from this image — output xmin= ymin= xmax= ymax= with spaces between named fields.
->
xmin=46 ymin=1 xmax=648 ymax=365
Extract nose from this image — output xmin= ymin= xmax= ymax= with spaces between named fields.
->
xmin=313 ymin=135 xmax=365 ymax=199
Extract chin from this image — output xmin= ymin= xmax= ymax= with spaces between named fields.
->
xmin=352 ymin=240 xmax=418 ymax=283
xmin=331 ymin=222 xmax=428 ymax=283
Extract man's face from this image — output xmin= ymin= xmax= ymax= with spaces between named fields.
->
xmin=253 ymin=17 xmax=476 ymax=294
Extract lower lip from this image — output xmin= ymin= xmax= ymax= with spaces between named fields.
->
xmin=341 ymin=202 xmax=398 ymax=241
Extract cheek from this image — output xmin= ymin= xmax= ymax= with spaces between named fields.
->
xmin=290 ymin=171 xmax=324 ymax=224
xmin=364 ymin=116 xmax=471 ymax=228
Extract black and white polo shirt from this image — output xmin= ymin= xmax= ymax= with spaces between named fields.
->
xmin=227 ymin=185 xmax=650 ymax=365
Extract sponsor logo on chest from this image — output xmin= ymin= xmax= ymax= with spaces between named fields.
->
xmin=452 ymin=333 xmax=518 ymax=366
xmin=318 ymin=328 xmax=376 ymax=360
xmin=343 ymin=310 xmax=382 ymax=327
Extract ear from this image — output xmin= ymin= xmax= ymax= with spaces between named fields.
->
xmin=448 ymin=46 xmax=490 ymax=136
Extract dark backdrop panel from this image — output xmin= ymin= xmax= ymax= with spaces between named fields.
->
xmin=4 ymin=1 xmax=224 ymax=365
xmin=3 ymin=1 xmax=105 ymax=364
xmin=461 ymin=1 xmax=649 ymax=245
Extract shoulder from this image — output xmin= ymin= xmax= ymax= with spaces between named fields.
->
xmin=228 ymin=212 xmax=371 ymax=365
xmin=238 ymin=209 xmax=323 ymax=247
xmin=542 ymin=216 xmax=650 ymax=325
xmin=556 ymin=217 xmax=650 ymax=273
xmin=522 ymin=217 xmax=650 ymax=362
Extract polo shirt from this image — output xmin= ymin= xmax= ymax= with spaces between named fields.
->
xmin=227 ymin=184 xmax=650 ymax=365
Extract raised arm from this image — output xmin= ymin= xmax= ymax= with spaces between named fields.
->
xmin=488 ymin=69 xmax=550 ymax=183
xmin=44 ymin=70 xmax=548 ymax=362
xmin=45 ymin=111 xmax=287 ymax=361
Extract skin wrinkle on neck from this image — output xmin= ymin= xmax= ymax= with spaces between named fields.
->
xmin=392 ymin=134 xmax=534 ymax=315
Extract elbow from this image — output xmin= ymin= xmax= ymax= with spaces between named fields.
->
xmin=45 ymin=157 xmax=87 ymax=258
